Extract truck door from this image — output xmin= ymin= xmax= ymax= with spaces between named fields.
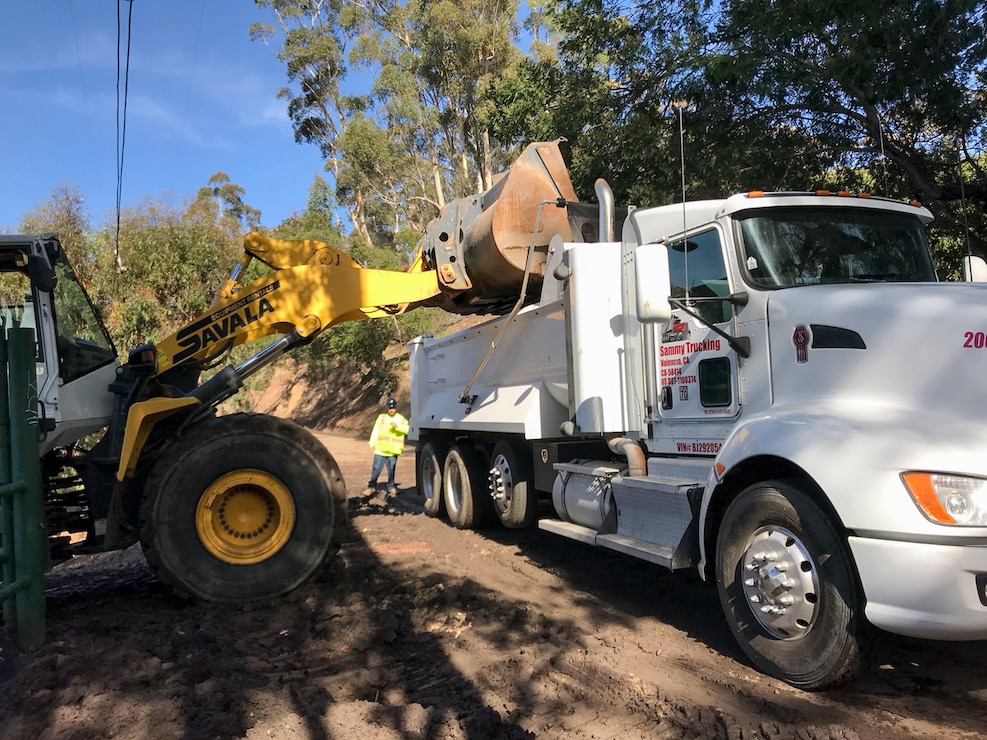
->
xmin=654 ymin=227 xmax=739 ymax=442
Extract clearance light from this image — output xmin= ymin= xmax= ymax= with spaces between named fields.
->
xmin=747 ymin=190 xmax=765 ymax=198
xmin=902 ymin=472 xmax=987 ymax=526
xmin=816 ymin=189 xmax=831 ymax=196
xmin=909 ymin=199 xmax=923 ymax=208
xmin=858 ymin=192 xmax=872 ymax=198
xmin=837 ymin=190 xmax=852 ymax=197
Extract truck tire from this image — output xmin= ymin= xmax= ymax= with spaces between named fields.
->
xmin=443 ymin=444 xmax=490 ymax=530
xmin=715 ymin=480 xmax=863 ymax=690
xmin=489 ymin=441 xmax=538 ymax=529
xmin=417 ymin=440 xmax=446 ymax=518
xmin=139 ymin=413 xmax=347 ymax=602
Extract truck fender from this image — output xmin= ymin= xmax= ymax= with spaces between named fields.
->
xmin=695 ymin=408 xmax=853 ymax=578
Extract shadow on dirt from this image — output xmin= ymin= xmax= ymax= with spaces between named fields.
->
xmin=449 ymin=497 xmax=987 ymax=719
xmin=3 ymin=488 xmax=987 ymax=739
xmin=0 ymin=501 xmax=549 ymax=738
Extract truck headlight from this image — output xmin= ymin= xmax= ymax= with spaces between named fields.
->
xmin=902 ymin=472 xmax=987 ymax=526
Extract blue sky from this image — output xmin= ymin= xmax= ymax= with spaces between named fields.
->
xmin=1 ymin=1 xmax=329 ymax=232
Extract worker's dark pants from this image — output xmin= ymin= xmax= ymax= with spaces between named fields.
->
xmin=369 ymin=454 xmax=398 ymax=489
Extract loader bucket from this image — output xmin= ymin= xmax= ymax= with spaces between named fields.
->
xmin=418 ymin=141 xmax=580 ymax=315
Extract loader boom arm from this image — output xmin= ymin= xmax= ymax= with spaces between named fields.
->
xmin=152 ymin=233 xmax=441 ymax=375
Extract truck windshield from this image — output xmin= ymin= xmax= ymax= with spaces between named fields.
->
xmin=736 ymin=207 xmax=936 ymax=288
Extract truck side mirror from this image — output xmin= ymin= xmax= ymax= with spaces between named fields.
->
xmin=962 ymin=256 xmax=987 ymax=282
xmin=634 ymin=243 xmax=672 ymax=323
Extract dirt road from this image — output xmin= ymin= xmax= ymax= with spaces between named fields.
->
xmin=2 ymin=430 xmax=986 ymax=739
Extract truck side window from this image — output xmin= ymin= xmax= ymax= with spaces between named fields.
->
xmin=667 ymin=229 xmax=731 ymax=324
xmin=699 ymin=357 xmax=732 ymax=407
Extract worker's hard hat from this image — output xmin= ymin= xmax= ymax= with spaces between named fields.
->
xmin=386 ymin=397 xmax=397 ymax=409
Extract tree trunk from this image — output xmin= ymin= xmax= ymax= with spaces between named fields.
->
xmin=482 ymin=130 xmax=493 ymax=191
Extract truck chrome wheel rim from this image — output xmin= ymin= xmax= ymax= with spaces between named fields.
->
xmin=446 ymin=463 xmax=464 ymax=513
xmin=196 ymin=470 xmax=295 ymax=565
xmin=740 ymin=525 xmax=819 ymax=639
xmin=421 ymin=455 xmax=439 ymax=506
xmin=489 ymin=454 xmax=513 ymax=514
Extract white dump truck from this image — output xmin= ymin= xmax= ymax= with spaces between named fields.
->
xmin=407 ymin=140 xmax=987 ymax=690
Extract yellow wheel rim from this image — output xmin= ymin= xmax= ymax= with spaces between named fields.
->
xmin=195 ymin=469 xmax=295 ymax=565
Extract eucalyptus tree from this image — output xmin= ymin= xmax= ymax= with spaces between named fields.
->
xmin=411 ymin=0 xmax=524 ymax=191
xmin=18 ymin=185 xmax=95 ymax=287
xmin=252 ymin=0 xmax=527 ymax=245
xmin=695 ymin=0 xmax=987 ymax=267
xmin=698 ymin=1 xmax=986 ymax=197
xmin=196 ymin=172 xmax=262 ymax=232
xmin=251 ymin=0 xmax=375 ymax=240
xmin=487 ymin=0 xmax=987 ymax=268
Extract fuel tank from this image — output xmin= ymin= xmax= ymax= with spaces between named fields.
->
xmin=417 ymin=140 xmax=582 ymax=315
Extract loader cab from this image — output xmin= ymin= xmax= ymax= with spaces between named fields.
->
xmin=0 ymin=235 xmax=118 ymax=454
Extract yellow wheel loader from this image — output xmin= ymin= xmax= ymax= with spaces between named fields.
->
xmin=7 ymin=141 xmax=577 ymax=601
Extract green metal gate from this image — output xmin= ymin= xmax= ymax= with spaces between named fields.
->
xmin=0 ymin=327 xmax=45 ymax=648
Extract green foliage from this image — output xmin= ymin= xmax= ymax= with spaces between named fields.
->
xmin=254 ymin=0 xmax=529 ymax=241
xmin=326 ymin=319 xmax=392 ymax=367
xmin=20 ymin=177 xmax=249 ymax=353
xmin=274 ymin=175 xmax=344 ymax=246
xmin=478 ymin=0 xmax=987 ymax=268
xmin=195 ymin=172 xmax=262 ymax=231
xmin=348 ymin=240 xmax=404 ymax=270
xmin=396 ymin=306 xmax=438 ymax=341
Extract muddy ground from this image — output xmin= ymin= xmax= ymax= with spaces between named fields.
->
xmin=2 ymin=430 xmax=987 ymax=739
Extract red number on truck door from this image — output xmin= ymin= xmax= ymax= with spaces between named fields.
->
xmin=963 ymin=331 xmax=987 ymax=348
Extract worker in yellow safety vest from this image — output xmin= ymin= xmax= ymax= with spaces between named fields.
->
xmin=366 ymin=396 xmax=410 ymax=495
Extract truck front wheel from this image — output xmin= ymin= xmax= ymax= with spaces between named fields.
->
xmin=417 ymin=440 xmax=446 ymax=518
xmin=489 ymin=441 xmax=538 ymax=529
xmin=443 ymin=444 xmax=489 ymax=530
xmin=139 ymin=413 xmax=347 ymax=601
xmin=715 ymin=480 xmax=863 ymax=690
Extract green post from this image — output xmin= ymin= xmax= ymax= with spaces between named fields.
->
xmin=9 ymin=327 xmax=44 ymax=647
xmin=0 ymin=330 xmax=12 ymax=628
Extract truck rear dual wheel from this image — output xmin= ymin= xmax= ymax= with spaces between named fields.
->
xmin=715 ymin=480 xmax=863 ymax=690
xmin=416 ymin=440 xmax=446 ymax=518
xmin=443 ymin=444 xmax=491 ymax=530
xmin=489 ymin=441 xmax=538 ymax=529
xmin=139 ymin=413 xmax=348 ymax=602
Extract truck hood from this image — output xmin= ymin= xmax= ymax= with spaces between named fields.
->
xmin=765 ymin=282 xmax=987 ymax=424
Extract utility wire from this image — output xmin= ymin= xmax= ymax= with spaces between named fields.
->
xmin=115 ymin=0 xmax=135 ymax=272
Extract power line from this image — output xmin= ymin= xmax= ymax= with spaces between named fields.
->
xmin=115 ymin=0 xmax=135 ymax=272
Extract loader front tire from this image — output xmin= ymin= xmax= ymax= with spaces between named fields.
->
xmin=139 ymin=413 xmax=347 ymax=602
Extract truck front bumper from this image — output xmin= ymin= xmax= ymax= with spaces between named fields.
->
xmin=849 ymin=535 xmax=987 ymax=640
